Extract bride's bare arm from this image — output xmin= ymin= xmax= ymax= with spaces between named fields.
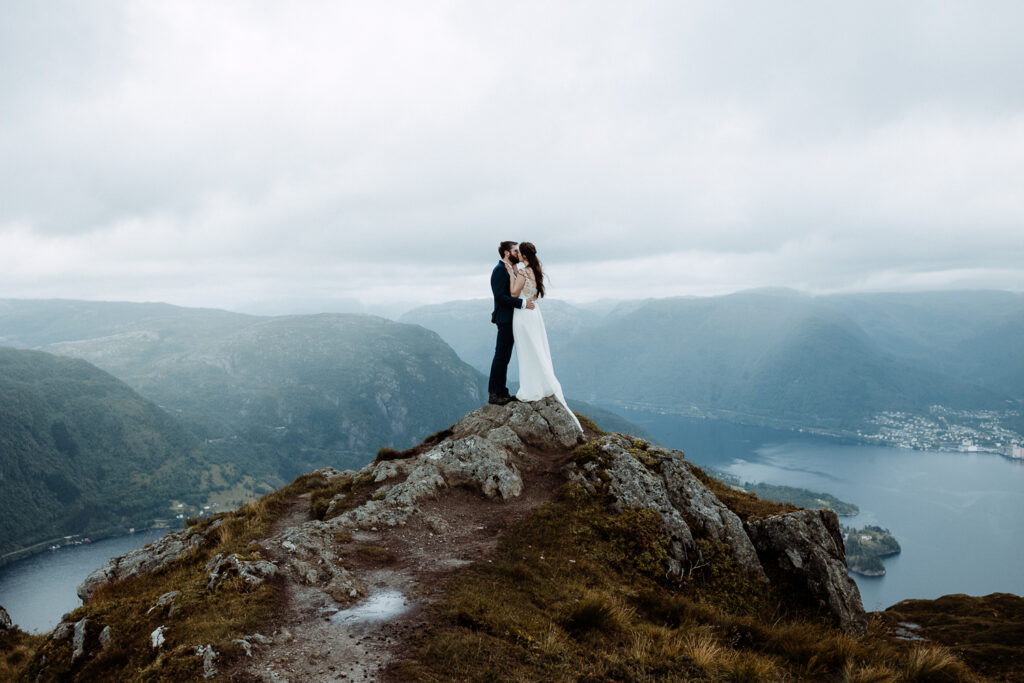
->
xmin=509 ymin=266 xmax=526 ymax=297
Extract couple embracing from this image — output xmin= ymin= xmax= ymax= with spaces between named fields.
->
xmin=487 ymin=241 xmax=581 ymax=431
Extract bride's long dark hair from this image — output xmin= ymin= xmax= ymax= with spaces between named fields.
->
xmin=518 ymin=242 xmax=545 ymax=298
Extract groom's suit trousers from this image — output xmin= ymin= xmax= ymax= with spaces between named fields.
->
xmin=488 ymin=323 xmax=515 ymax=396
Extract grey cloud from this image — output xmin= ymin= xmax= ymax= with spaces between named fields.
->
xmin=0 ymin=1 xmax=1022 ymax=309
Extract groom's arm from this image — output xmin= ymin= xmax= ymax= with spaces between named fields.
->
xmin=491 ymin=266 xmax=523 ymax=309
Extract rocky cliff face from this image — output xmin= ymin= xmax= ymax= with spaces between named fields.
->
xmin=27 ymin=398 xmax=878 ymax=680
xmin=567 ymin=433 xmax=867 ymax=634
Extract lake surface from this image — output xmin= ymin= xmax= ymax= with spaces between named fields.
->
xmin=0 ymin=529 xmax=168 ymax=633
xmin=618 ymin=408 xmax=1024 ymax=610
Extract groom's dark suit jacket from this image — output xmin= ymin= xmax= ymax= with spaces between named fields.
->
xmin=491 ymin=261 xmax=523 ymax=324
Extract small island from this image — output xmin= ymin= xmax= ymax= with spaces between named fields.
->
xmin=843 ymin=525 xmax=901 ymax=576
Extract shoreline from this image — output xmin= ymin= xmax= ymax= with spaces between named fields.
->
xmin=0 ymin=525 xmax=175 ymax=570
xmin=611 ymin=402 xmax=1023 ymax=457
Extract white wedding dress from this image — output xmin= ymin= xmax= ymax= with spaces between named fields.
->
xmin=513 ymin=274 xmax=581 ymax=431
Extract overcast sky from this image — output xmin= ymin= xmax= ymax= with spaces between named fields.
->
xmin=2 ymin=1 xmax=1022 ymax=315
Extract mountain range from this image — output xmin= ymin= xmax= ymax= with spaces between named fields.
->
xmin=403 ymin=289 xmax=1024 ymax=433
xmin=2 ymin=290 xmax=1019 ymax=563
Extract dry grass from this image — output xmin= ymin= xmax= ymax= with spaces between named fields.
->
xmin=838 ymin=661 xmax=898 ymax=683
xmin=881 ymin=593 xmax=1024 ymax=680
xmin=682 ymin=629 xmax=726 ymax=676
xmin=8 ymin=469 xmax=340 ymax=682
xmin=0 ymin=629 xmax=46 ymax=681
xmin=897 ymin=645 xmax=973 ymax=682
xmin=391 ymin=452 xmax=981 ymax=682
xmin=309 ymin=476 xmax=354 ymax=519
xmin=562 ymin=590 xmax=632 ymax=638
xmin=723 ymin=650 xmax=783 ymax=682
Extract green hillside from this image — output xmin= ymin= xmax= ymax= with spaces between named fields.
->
xmin=29 ymin=310 xmax=486 ymax=480
xmin=0 ymin=348 xmax=207 ymax=560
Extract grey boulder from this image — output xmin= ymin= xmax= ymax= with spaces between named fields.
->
xmin=745 ymin=509 xmax=868 ymax=634
xmin=662 ymin=459 xmax=766 ymax=581
xmin=452 ymin=396 xmax=584 ymax=451
xmin=78 ymin=526 xmax=208 ymax=602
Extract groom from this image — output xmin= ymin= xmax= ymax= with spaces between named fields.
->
xmin=488 ymin=240 xmax=534 ymax=405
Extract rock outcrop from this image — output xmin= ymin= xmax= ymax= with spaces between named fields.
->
xmin=0 ymin=604 xmax=11 ymax=631
xmin=451 ymin=398 xmax=585 ymax=452
xmin=572 ymin=434 xmax=698 ymax=578
xmin=205 ymin=553 xmax=278 ymax=591
xmin=195 ymin=644 xmax=218 ymax=678
xmin=146 ymin=591 xmax=180 ymax=617
xmin=270 ymin=521 xmax=361 ymax=602
xmin=71 ymin=618 xmax=89 ymax=662
xmin=325 ymin=396 xmax=582 ymax=533
xmin=99 ymin=625 xmax=113 ymax=650
xmin=256 ymin=398 xmax=586 ymax=602
xmin=567 ymin=434 xmax=867 ymax=632
xmin=43 ymin=615 xmax=107 ymax=665
xmin=568 ymin=434 xmax=766 ymax=581
xmin=78 ymin=522 xmax=217 ymax=602
xmin=746 ymin=509 xmax=868 ymax=634
xmin=661 ymin=458 xmax=766 ymax=581
xmin=151 ymin=625 xmax=167 ymax=649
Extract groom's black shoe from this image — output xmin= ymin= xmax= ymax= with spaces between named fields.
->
xmin=488 ymin=393 xmax=512 ymax=406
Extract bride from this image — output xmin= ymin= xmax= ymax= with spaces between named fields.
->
xmin=504 ymin=242 xmax=581 ymax=431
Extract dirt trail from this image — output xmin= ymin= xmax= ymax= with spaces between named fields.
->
xmin=234 ymin=449 xmax=572 ymax=682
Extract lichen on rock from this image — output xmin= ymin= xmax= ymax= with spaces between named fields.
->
xmin=451 ymin=396 xmax=585 ymax=451
xmin=270 ymin=522 xmax=362 ymax=602
xmin=205 ymin=553 xmax=278 ymax=591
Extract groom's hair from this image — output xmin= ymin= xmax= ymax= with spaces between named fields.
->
xmin=498 ymin=241 xmax=517 ymax=257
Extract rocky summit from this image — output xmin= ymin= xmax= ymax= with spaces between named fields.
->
xmin=5 ymin=398 xmax=1006 ymax=681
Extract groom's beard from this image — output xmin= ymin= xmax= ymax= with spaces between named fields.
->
xmin=509 ymin=255 xmax=520 ymax=264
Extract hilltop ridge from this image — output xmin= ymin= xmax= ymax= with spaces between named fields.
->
xmin=3 ymin=400 xmax=1009 ymax=681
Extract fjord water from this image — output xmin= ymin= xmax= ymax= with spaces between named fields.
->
xmin=621 ymin=409 xmax=1024 ymax=610
xmin=0 ymin=530 xmax=168 ymax=633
